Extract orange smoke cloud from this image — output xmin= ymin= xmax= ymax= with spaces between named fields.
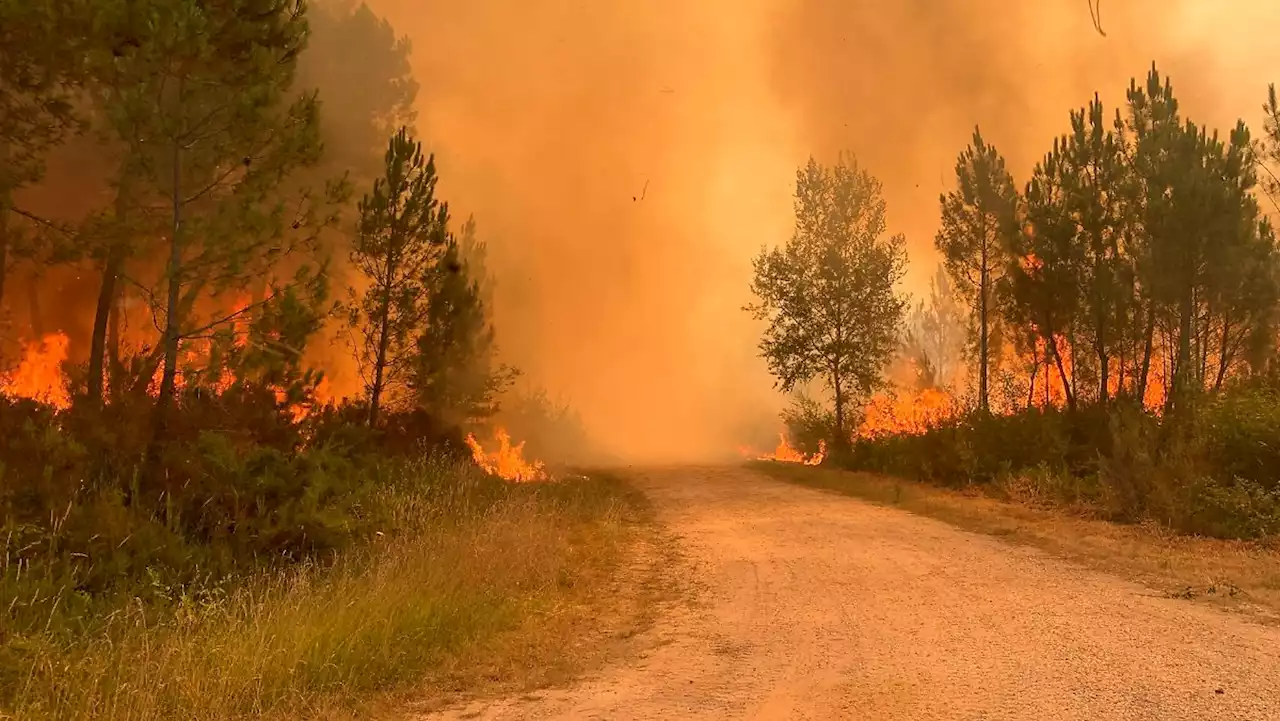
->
xmin=357 ymin=0 xmax=1280 ymax=461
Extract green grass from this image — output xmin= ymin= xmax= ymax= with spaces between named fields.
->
xmin=3 ymin=460 xmax=651 ymax=720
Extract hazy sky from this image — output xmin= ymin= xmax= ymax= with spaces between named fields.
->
xmin=365 ymin=0 xmax=1280 ymax=461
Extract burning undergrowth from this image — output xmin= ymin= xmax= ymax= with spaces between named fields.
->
xmin=740 ymin=432 xmax=826 ymax=466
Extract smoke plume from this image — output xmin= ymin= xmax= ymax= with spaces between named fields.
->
xmin=361 ymin=0 xmax=1280 ymax=461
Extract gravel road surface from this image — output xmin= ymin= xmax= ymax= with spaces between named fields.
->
xmin=423 ymin=465 xmax=1280 ymax=720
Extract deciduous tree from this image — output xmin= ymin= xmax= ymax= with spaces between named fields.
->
xmin=748 ymin=154 xmax=908 ymax=451
xmin=905 ymin=264 xmax=967 ymax=390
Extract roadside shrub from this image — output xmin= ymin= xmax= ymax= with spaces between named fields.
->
xmin=782 ymin=393 xmax=836 ymax=457
xmin=1195 ymin=383 xmax=1280 ymax=492
xmin=839 ymin=383 xmax=1280 ymax=540
xmin=0 ymin=379 xmax=468 ymax=632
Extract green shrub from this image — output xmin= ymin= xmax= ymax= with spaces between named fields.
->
xmin=1195 ymin=384 xmax=1280 ymax=492
xmin=839 ymin=384 xmax=1280 ymax=540
xmin=0 ymin=375 xmax=481 ymax=634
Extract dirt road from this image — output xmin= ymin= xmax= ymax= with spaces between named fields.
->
xmin=424 ymin=466 xmax=1280 ymax=720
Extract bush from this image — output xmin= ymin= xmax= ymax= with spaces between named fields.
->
xmin=1195 ymin=384 xmax=1280 ymax=492
xmin=0 ymin=377 xmax=478 ymax=634
xmin=781 ymin=393 xmax=836 ymax=457
xmin=839 ymin=384 xmax=1280 ymax=540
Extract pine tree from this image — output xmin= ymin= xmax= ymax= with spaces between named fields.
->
xmin=748 ymin=154 xmax=908 ymax=451
xmin=0 ymin=0 xmax=82 ymax=312
xmin=936 ymin=128 xmax=1019 ymax=412
xmin=297 ymin=0 xmax=418 ymax=182
xmin=411 ymin=237 xmax=515 ymax=425
xmin=1116 ymin=65 xmax=1280 ymax=408
xmin=88 ymin=0 xmax=334 ymax=426
xmin=348 ymin=127 xmax=448 ymax=426
xmin=1008 ymin=138 xmax=1082 ymax=409
xmin=904 ymin=264 xmax=966 ymax=390
xmin=1064 ymin=95 xmax=1132 ymax=403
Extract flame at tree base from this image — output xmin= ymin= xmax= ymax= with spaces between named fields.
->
xmin=1 ymin=333 xmax=71 ymax=409
xmin=465 ymin=427 xmax=548 ymax=482
xmin=741 ymin=433 xmax=826 ymax=466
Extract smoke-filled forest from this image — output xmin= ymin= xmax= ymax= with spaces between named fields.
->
xmin=4 ymin=0 xmax=1280 ymax=718
xmin=0 ymin=1 xmax=610 ymax=717
xmin=748 ymin=65 xmax=1280 ymax=542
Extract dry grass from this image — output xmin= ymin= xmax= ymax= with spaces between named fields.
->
xmin=754 ymin=462 xmax=1280 ymax=625
xmin=3 ymin=465 xmax=660 ymax=721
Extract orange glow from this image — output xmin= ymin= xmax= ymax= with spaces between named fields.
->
xmin=230 ymin=294 xmax=252 ymax=349
xmin=742 ymin=432 xmax=826 ymax=465
xmin=858 ymin=387 xmax=958 ymax=438
xmin=1026 ymin=334 xmax=1074 ymax=409
xmin=283 ymin=376 xmax=333 ymax=423
xmin=465 ymin=427 xmax=548 ymax=481
xmin=1 ymin=333 xmax=72 ymax=409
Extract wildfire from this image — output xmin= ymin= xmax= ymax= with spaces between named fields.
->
xmin=858 ymin=387 xmax=958 ymax=438
xmin=465 ymin=427 xmax=548 ymax=482
xmin=1 ymin=333 xmax=72 ymax=409
xmin=743 ymin=432 xmax=826 ymax=466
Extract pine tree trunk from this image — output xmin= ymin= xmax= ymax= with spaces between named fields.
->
xmin=1168 ymin=290 xmax=1194 ymax=414
xmin=0 ymin=140 xmax=10 ymax=312
xmin=367 ymin=249 xmax=398 ymax=427
xmin=978 ymin=269 xmax=990 ymax=413
xmin=1116 ymin=345 xmax=1126 ymax=401
xmin=1214 ymin=315 xmax=1233 ymax=391
xmin=1096 ymin=310 xmax=1109 ymax=404
xmin=107 ymin=290 xmax=121 ymax=395
xmin=832 ymin=364 xmax=846 ymax=454
xmin=88 ymin=245 xmax=126 ymax=405
xmin=1027 ymin=354 xmax=1038 ymax=409
xmin=156 ymin=141 xmax=184 ymax=433
xmin=1051 ymin=338 xmax=1076 ymax=410
xmin=1137 ymin=305 xmax=1155 ymax=406
xmin=1098 ymin=347 xmax=1110 ymax=404
xmin=0 ymin=194 xmax=8 ymax=314
xmin=91 ymin=174 xmax=134 ymax=404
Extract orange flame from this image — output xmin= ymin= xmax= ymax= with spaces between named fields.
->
xmin=2 ymin=333 xmax=72 ymax=409
xmin=858 ymin=387 xmax=958 ymax=438
xmin=465 ymin=427 xmax=548 ymax=481
xmin=742 ymin=432 xmax=826 ymax=466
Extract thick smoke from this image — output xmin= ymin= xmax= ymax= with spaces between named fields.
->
xmin=362 ymin=0 xmax=1280 ymax=461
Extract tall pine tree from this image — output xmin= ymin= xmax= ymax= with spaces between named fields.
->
xmin=936 ymin=128 xmax=1019 ymax=412
xmin=348 ymin=127 xmax=448 ymax=426
xmin=90 ymin=0 xmax=333 ymax=427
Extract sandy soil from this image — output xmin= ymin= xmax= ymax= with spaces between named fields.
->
xmin=421 ymin=465 xmax=1280 ymax=720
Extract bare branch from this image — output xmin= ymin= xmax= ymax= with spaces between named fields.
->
xmin=1088 ymin=0 xmax=1107 ymax=37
